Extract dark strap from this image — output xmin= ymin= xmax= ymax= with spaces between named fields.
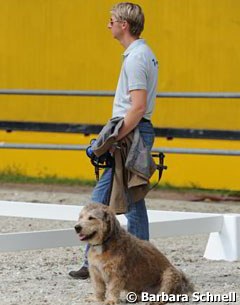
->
xmin=140 ymin=117 xmax=151 ymax=123
xmin=150 ymin=152 xmax=168 ymax=190
xmin=106 ymin=159 xmax=115 ymax=206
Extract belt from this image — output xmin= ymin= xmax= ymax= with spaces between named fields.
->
xmin=140 ymin=117 xmax=150 ymax=123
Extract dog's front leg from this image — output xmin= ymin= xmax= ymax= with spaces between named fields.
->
xmin=87 ymin=267 xmax=106 ymax=302
xmin=105 ymin=279 xmax=124 ymax=305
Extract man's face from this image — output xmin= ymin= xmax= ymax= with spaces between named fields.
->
xmin=107 ymin=15 xmax=124 ymax=40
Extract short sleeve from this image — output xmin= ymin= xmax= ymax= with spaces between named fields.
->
xmin=125 ymin=53 xmax=147 ymax=91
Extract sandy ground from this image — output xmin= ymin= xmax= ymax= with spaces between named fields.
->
xmin=0 ymin=184 xmax=240 ymax=305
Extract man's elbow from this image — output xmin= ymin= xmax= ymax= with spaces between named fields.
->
xmin=136 ymin=104 xmax=147 ymax=117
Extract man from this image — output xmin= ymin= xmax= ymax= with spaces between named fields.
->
xmin=69 ymin=2 xmax=158 ymax=279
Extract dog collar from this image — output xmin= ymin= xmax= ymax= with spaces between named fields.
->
xmin=91 ymin=234 xmax=113 ymax=248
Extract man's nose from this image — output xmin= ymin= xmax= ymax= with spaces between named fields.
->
xmin=74 ymin=224 xmax=82 ymax=234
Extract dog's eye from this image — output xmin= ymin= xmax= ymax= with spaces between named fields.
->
xmin=88 ymin=216 xmax=96 ymax=220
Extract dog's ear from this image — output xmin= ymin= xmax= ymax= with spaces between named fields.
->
xmin=89 ymin=205 xmax=106 ymax=220
xmin=102 ymin=206 xmax=115 ymax=221
xmin=103 ymin=210 xmax=111 ymax=221
xmin=105 ymin=208 xmax=121 ymax=235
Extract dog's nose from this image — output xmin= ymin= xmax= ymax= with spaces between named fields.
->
xmin=74 ymin=224 xmax=82 ymax=234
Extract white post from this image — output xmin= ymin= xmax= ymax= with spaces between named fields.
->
xmin=204 ymin=214 xmax=240 ymax=261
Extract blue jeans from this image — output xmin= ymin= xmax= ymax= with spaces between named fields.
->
xmin=82 ymin=121 xmax=155 ymax=267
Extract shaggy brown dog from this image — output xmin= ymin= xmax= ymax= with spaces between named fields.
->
xmin=75 ymin=203 xmax=194 ymax=305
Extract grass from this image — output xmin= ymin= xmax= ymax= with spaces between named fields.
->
xmin=155 ymin=183 xmax=240 ymax=197
xmin=0 ymin=169 xmax=239 ymax=197
xmin=0 ymin=168 xmax=95 ymax=187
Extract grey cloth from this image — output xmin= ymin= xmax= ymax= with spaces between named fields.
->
xmin=91 ymin=117 xmax=124 ymax=158
xmin=92 ymin=117 xmax=156 ymax=214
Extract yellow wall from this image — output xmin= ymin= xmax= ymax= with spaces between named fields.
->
xmin=0 ymin=130 xmax=239 ymax=190
xmin=0 ymin=0 xmax=240 ymax=190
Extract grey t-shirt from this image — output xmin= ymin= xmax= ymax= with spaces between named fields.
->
xmin=112 ymin=39 xmax=158 ymax=120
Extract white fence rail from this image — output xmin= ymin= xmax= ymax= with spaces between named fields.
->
xmin=0 ymin=201 xmax=239 ymax=261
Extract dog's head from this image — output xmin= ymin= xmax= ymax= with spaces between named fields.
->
xmin=74 ymin=203 xmax=120 ymax=246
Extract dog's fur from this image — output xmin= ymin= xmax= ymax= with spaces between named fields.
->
xmin=75 ymin=203 xmax=194 ymax=305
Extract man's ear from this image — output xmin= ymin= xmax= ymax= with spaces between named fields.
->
xmin=122 ymin=20 xmax=129 ymax=31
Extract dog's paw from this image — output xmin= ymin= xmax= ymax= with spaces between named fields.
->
xmin=104 ymin=298 xmax=119 ymax=305
xmin=85 ymin=294 xmax=104 ymax=303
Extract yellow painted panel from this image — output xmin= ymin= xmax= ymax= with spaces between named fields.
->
xmin=0 ymin=96 xmax=113 ymax=125
xmin=0 ymin=131 xmax=239 ymax=190
xmin=153 ymin=137 xmax=240 ymax=190
xmin=152 ymin=99 xmax=240 ymax=130
xmin=0 ymin=0 xmax=240 ymax=129
xmin=0 ymin=0 xmax=240 ymax=190
xmin=0 ymin=0 xmax=122 ymax=90
xmin=0 ymin=96 xmax=239 ymax=130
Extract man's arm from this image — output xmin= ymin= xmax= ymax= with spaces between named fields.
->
xmin=116 ymin=89 xmax=147 ymax=141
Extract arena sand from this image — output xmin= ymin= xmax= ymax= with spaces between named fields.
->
xmin=0 ymin=184 xmax=239 ymax=305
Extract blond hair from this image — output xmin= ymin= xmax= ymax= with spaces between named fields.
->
xmin=111 ymin=2 xmax=144 ymax=37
